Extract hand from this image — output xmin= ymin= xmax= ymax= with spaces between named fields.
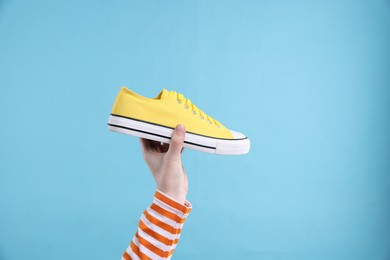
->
xmin=140 ymin=124 xmax=188 ymax=204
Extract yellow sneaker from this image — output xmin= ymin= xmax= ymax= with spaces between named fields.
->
xmin=108 ymin=87 xmax=250 ymax=155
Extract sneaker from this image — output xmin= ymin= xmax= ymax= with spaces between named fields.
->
xmin=107 ymin=87 xmax=250 ymax=155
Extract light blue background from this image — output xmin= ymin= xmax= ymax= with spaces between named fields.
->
xmin=1 ymin=0 xmax=390 ymax=259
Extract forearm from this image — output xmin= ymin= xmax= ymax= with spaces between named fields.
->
xmin=122 ymin=189 xmax=192 ymax=260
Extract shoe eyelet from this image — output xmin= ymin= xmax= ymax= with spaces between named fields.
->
xmin=192 ymin=110 xmax=196 ymax=115
xmin=184 ymin=105 xmax=189 ymax=109
xmin=177 ymin=99 xmax=182 ymax=104
xmin=216 ymin=125 xmax=220 ymax=128
xmin=208 ymin=120 xmax=212 ymax=124
xmin=199 ymin=115 xmax=204 ymax=120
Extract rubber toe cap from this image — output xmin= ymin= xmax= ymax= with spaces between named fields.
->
xmin=229 ymin=129 xmax=247 ymax=139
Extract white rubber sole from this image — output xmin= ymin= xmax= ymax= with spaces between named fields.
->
xmin=107 ymin=114 xmax=250 ymax=155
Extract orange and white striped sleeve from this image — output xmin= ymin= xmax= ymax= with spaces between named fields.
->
xmin=122 ymin=189 xmax=192 ymax=260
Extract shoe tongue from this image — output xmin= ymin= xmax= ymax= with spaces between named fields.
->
xmin=157 ymin=89 xmax=170 ymax=99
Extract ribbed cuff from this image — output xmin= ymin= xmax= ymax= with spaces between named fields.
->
xmin=154 ymin=189 xmax=192 ymax=215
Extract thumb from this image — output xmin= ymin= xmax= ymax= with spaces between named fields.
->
xmin=167 ymin=124 xmax=186 ymax=158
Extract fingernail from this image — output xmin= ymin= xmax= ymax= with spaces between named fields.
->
xmin=176 ymin=124 xmax=185 ymax=134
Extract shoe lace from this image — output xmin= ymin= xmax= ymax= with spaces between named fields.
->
xmin=175 ymin=92 xmax=221 ymax=128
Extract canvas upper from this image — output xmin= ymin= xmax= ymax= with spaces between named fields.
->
xmin=111 ymin=87 xmax=234 ymax=139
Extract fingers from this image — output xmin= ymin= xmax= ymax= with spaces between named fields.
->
xmin=167 ymin=124 xmax=186 ymax=159
xmin=139 ymin=138 xmax=148 ymax=154
xmin=140 ymin=138 xmax=169 ymax=153
xmin=140 ymin=138 xmax=157 ymax=152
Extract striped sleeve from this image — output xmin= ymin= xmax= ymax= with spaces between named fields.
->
xmin=122 ymin=189 xmax=192 ymax=260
